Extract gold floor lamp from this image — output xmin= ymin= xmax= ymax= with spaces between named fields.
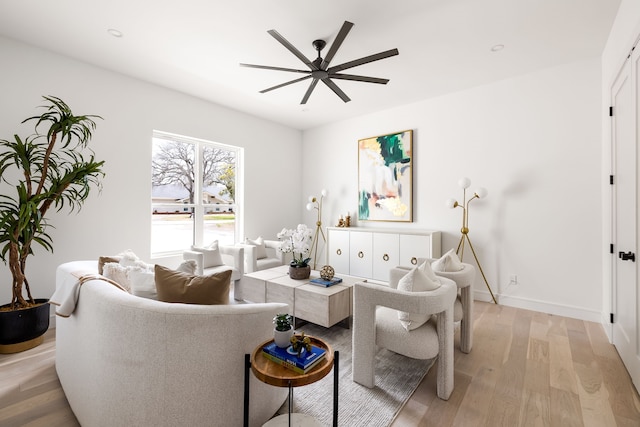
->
xmin=306 ymin=189 xmax=327 ymax=270
xmin=446 ymin=177 xmax=498 ymax=304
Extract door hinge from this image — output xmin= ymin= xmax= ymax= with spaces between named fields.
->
xmin=610 ymin=106 xmax=614 ymax=116
xmin=610 ymin=175 xmax=614 ymax=185
xmin=610 ymin=243 xmax=614 ymax=254
xmin=610 ymin=312 xmax=614 ymax=323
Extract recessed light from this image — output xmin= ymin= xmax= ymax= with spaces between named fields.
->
xmin=107 ymin=28 xmax=123 ymax=38
xmin=490 ymin=44 xmax=504 ymax=52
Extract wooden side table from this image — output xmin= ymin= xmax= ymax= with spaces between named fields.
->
xmin=244 ymin=336 xmax=339 ymax=427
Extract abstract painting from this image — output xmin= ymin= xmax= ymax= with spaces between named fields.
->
xmin=358 ymin=130 xmax=413 ymax=222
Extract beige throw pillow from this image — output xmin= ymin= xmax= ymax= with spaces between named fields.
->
xmin=397 ymin=266 xmax=441 ymax=331
xmin=431 ymin=248 xmax=464 ymax=272
xmin=245 ymin=236 xmax=267 ymax=259
xmin=155 ymin=265 xmax=231 ymax=305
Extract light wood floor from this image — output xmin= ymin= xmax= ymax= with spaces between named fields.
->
xmin=1 ymin=302 xmax=639 ymax=426
xmin=392 ymin=302 xmax=640 ymax=427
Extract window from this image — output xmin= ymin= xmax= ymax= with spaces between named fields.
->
xmin=151 ymin=131 xmax=241 ymax=256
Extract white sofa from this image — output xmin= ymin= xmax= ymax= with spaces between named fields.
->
xmin=54 ymin=260 xmax=288 ymax=427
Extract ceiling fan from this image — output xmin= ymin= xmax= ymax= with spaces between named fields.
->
xmin=240 ymin=21 xmax=399 ymax=104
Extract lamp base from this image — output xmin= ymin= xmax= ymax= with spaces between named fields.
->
xmin=456 ymin=233 xmax=497 ymax=304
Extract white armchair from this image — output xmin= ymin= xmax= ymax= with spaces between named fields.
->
xmin=183 ymin=244 xmax=244 ymax=284
xmin=424 ymin=258 xmax=475 ymax=353
xmin=352 ymin=273 xmax=457 ymax=400
xmin=395 ymin=258 xmax=475 ymax=353
xmin=238 ymin=237 xmax=286 ymax=273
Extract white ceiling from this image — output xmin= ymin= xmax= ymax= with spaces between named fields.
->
xmin=0 ymin=0 xmax=620 ymax=130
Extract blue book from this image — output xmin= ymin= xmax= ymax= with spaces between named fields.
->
xmin=262 ymin=341 xmax=326 ymax=374
xmin=309 ymin=277 xmax=343 ymax=287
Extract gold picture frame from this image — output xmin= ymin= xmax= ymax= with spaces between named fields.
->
xmin=358 ymin=130 xmax=413 ymax=222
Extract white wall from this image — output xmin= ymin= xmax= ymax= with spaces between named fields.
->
xmin=0 ymin=36 xmax=302 ymax=306
xmin=600 ymin=0 xmax=640 ymax=337
xmin=1 ymin=20 xmax=625 ymax=324
xmin=302 ymin=57 xmax=603 ymax=321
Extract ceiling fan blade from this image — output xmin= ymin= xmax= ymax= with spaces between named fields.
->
xmin=320 ymin=21 xmax=354 ymax=70
xmin=328 ymin=48 xmax=399 ymax=73
xmin=240 ymin=63 xmax=310 ymax=74
xmin=259 ymin=75 xmax=312 ymax=93
xmin=267 ymin=29 xmax=318 ymax=71
xmin=330 ymin=73 xmax=390 ymax=84
xmin=321 ymin=78 xmax=351 ymax=103
xmin=301 ymin=79 xmax=320 ymax=104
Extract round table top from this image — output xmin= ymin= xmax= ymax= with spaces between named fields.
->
xmin=251 ymin=335 xmax=334 ymax=387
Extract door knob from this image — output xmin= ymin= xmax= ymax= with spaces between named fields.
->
xmin=619 ymin=251 xmax=636 ymax=262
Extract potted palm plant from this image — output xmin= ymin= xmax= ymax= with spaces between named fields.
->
xmin=0 ymin=96 xmax=105 ymax=353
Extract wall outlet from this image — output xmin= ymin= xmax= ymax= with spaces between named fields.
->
xmin=509 ymin=274 xmax=518 ymax=285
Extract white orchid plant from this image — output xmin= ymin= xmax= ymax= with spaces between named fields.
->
xmin=277 ymin=224 xmax=313 ymax=268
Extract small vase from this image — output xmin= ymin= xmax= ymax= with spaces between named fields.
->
xmin=289 ymin=265 xmax=311 ymax=280
xmin=274 ymin=328 xmax=294 ymax=348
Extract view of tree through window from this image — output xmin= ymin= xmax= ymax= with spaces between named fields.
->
xmin=151 ymin=131 xmax=239 ymax=255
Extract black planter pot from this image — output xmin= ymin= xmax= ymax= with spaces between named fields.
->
xmin=0 ymin=298 xmax=50 ymax=353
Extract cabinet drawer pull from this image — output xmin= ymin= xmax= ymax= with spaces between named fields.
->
xmin=411 ymin=257 xmax=417 ymax=265
xmin=383 ymin=254 xmax=389 ymax=262
xmin=336 ymin=249 xmax=342 ymax=256
xmin=358 ymin=251 xmax=364 ymax=259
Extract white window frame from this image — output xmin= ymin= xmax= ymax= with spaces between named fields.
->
xmin=151 ymin=130 xmax=243 ymax=256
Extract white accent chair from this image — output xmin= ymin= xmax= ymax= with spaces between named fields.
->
xmin=352 ymin=271 xmax=457 ymax=400
xmin=238 ymin=238 xmax=286 ymax=273
xmin=425 ymin=258 xmax=475 ymax=353
xmin=183 ymin=244 xmax=244 ymax=285
xmin=396 ymin=258 xmax=475 ymax=353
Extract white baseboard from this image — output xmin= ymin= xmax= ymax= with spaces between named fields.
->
xmin=600 ymin=313 xmax=613 ymax=341
xmin=473 ymin=290 xmax=602 ymax=323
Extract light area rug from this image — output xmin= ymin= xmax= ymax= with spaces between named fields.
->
xmin=273 ymin=322 xmax=435 ymax=427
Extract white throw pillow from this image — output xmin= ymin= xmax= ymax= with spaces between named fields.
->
xmin=418 ymin=260 xmax=440 ymax=283
xmin=102 ymin=262 xmax=132 ymax=292
xmin=431 ymin=248 xmax=464 ymax=272
xmin=191 ymin=241 xmax=224 ymax=269
xmin=129 ymin=267 xmax=157 ymax=300
xmin=397 ymin=267 xmax=441 ymax=331
xmin=245 ymin=236 xmax=267 ymax=259
xmin=176 ymin=259 xmax=197 ymax=274
xmin=117 ymin=249 xmax=142 ymax=268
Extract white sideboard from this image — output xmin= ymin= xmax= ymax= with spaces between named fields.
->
xmin=326 ymin=227 xmax=441 ymax=282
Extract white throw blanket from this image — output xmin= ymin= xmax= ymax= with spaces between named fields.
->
xmin=50 ymin=271 xmax=126 ymax=317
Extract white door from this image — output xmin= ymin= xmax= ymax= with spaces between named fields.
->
xmin=611 ymin=45 xmax=640 ymax=389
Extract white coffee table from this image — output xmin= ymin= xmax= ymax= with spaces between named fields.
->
xmin=294 ymin=272 xmax=363 ymax=328
xmin=237 ymin=266 xmax=364 ymax=328
xmin=234 ymin=265 xmax=289 ymax=303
